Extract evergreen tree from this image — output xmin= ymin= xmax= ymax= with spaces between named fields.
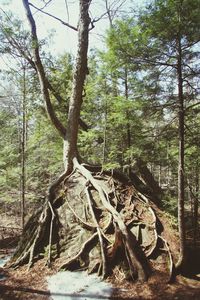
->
xmin=106 ymin=0 xmax=200 ymax=271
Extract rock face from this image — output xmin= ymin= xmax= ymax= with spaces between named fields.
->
xmin=55 ymin=172 xmax=157 ymax=277
xmin=9 ymin=168 xmax=176 ymax=282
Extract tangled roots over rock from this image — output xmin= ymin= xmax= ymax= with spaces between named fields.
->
xmin=9 ymin=162 xmax=175 ymax=282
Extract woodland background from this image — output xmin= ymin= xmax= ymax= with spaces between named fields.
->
xmin=0 ymin=0 xmax=199 ymax=272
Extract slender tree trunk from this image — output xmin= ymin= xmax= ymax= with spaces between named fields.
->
xmin=166 ymin=142 xmax=171 ymax=186
xmin=23 ymin=0 xmax=91 ymax=172
xmin=105 ymin=0 xmax=113 ymax=28
xmin=158 ymin=164 xmax=161 ymax=187
xmin=63 ymin=0 xmax=91 ymax=171
xmin=22 ymin=0 xmax=67 ymax=139
xmin=21 ymin=64 xmax=27 ymax=230
xmin=193 ymin=166 xmax=199 ymax=247
xmin=176 ymin=33 xmax=186 ymax=270
xmin=124 ymin=67 xmax=131 ymax=150
xmin=102 ymin=92 xmax=107 ymax=166
xmin=124 ymin=67 xmax=131 ymax=174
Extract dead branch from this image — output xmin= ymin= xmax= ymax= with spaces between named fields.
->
xmin=29 ymin=2 xmax=78 ymax=31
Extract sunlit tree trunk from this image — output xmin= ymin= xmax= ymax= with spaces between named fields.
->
xmin=176 ymin=31 xmax=186 ymax=270
xmin=63 ymin=0 xmax=91 ymax=171
xmin=124 ymin=67 xmax=131 ymax=173
xmin=22 ymin=0 xmax=91 ymax=173
xmin=20 ymin=64 xmax=27 ymax=230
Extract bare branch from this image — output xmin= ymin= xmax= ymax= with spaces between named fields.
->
xmin=183 ymin=78 xmax=199 ymax=93
xmin=90 ymin=0 xmax=127 ymax=29
xmin=185 ymin=101 xmax=200 ymax=112
xmin=92 ymin=11 xmax=108 ymax=23
xmin=29 ymin=2 xmax=78 ymax=31
xmin=182 ymin=39 xmax=200 ymax=50
xmin=64 ymin=0 xmax=70 ymax=23
xmin=39 ymin=0 xmax=53 ymax=10
xmin=105 ymin=0 xmax=127 ymax=27
xmin=183 ymin=63 xmax=198 ymax=76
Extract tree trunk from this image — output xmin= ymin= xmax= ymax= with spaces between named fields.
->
xmin=20 ymin=64 xmax=27 ymax=230
xmin=22 ymin=0 xmax=67 ymax=139
xmin=124 ymin=67 xmax=131 ymax=174
xmin=193 ymin=166 xmax=199 ymax=247
xmin=176 ymin=32 xmax=186 ymax=271
xmin=133 ymin=158 xmax=162 ymax=206
xmin=8 ymin=0 xmax=177 ymax=285
xmin=63 ymin=0 xmax=91 ymax=170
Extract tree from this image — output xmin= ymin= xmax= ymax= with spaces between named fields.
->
xmin=0 ymin=66 xmax=30 ymax=224
xmin=106 ymin=0 xmax=200 ymax=273
xmin=17 ymin=0 xmax=150 ymax=281
xmin=0 ymin=0 xmax=184 ymax=283
xmin=20 ymin=63 xmax=27 ymax=230
xmin=0 ymin=98 xmax=21 ymax=216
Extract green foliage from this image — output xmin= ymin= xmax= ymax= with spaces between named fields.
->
xmin=162 ymin=194 xmax=178 ymax=218
xmin=0 ymin=0 xmax=200 ymax=227
xmin=0 ymin=108 xmax=20 ymax=200
xmin=26 ymin=109 xmax=63 ymax=197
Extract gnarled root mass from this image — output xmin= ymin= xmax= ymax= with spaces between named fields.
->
xmin=9 ymin=160 xmax=175 ymax=282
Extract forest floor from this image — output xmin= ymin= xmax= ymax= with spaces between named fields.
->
xmin=1 ymin=215 xmax=200 ymax=299
xmin=1 ymin=259 xmax=200 ymax=300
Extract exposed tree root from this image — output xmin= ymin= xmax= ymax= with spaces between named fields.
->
xmin=85 ymin=186 xmax=107 ymax=278
xmin=65 ymin=196 xmax=96 ymax=231
xmin=8 ymin=160 xmax=176 ymax=284
xmin=59 ymin=232 xmax=98 ymax=270
xmin=73 ymin=158 xmax=150 ymax=282
xmin=11 ymin=208 xmax=48 ymax=269
xmin=158 ymin=235 xmax=175 ymax=283
xmin=137 ymin=192 xmax=158 ymax=257
xmin=47 ymin=201 xmax=55 ymax=267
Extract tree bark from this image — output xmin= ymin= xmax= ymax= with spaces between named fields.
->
xmin=22 ymin=0 xmax=91 ymax=170
xmin=193 ymin=166 xmax=199 ymax=247
xmin=63 ymin=0 xmax=91 ymax=171
xmin=133 ymin=158 xmax=162 ymax=206
xmin=176 ymin=31 xmax=186 ymax=271
xmin=124 ymin=67 xmax=131 ymax=174
xmin=21 ymin=64 xmax=27 ymax=230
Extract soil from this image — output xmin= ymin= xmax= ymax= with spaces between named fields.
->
xmin=0 ymin=260 xmax=200 ymax=300
xmin=0 ymin=204 xmax=200 ymax=299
